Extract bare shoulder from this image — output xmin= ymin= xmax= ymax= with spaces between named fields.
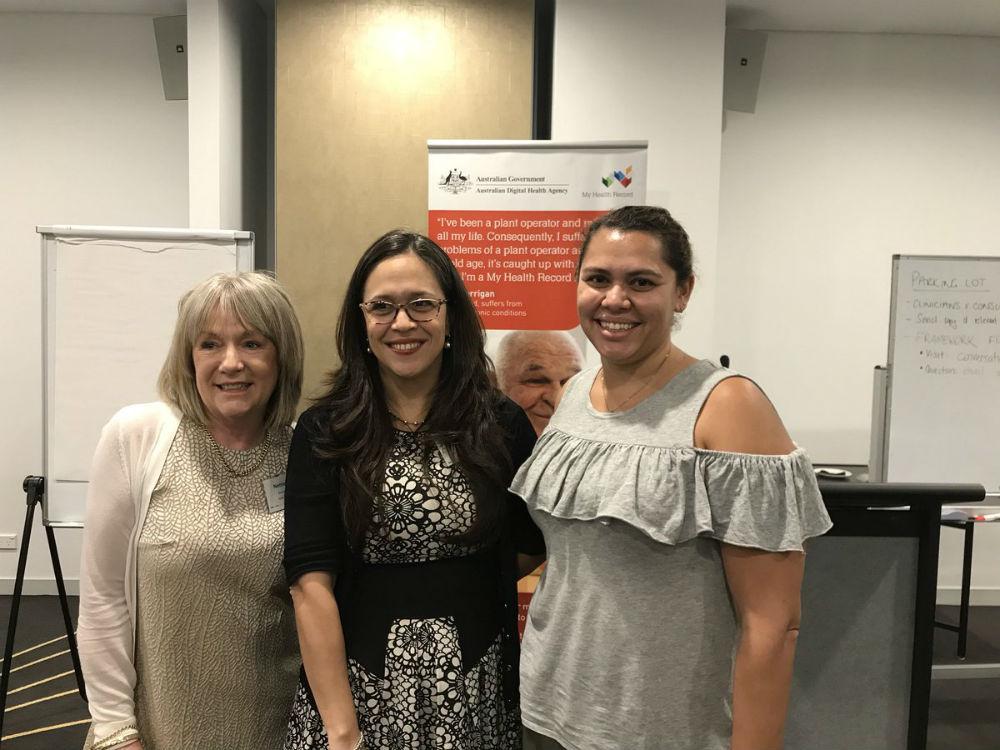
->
xmin=693 ymin=376 xmax=795 ymax=455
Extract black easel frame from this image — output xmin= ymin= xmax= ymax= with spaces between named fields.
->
xmin=0 ymin=476 xmax=86 ymax=744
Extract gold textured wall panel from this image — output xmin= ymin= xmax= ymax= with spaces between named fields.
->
xmin=276 ymin=0 xmax=534 ymax=400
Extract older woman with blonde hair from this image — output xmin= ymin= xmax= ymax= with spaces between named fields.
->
xmin=78 ymin=271 xmax=304 ymax=750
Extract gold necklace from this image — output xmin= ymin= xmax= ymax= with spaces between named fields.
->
xmin=599 ymin=346 xmax=672 ymax=412
xmin=388 ymin=410 xmax=424 ymax=431
xmin=200 ymin=422 xmax=272 ymax=477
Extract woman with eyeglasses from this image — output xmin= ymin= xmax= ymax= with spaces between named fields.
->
xmin=282 ymin=230 xmax=545 ymax=750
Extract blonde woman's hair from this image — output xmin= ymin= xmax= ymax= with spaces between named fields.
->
xmin=157 ymin=271 xmax=304 ymax=432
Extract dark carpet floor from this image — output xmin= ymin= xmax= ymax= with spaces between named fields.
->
xmin=0 ymin=596 xmax=997 ymax=749
xmin=0 ymin=596 xmax=88 ymax=749
xmin=929 ymin=605 xmax=1000 ymax=750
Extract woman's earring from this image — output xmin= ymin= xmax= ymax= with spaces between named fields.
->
xmin=444 ymin=335 xmax=452 ymax=350
xmin=366 ymin=340 xmax=372 ymax=353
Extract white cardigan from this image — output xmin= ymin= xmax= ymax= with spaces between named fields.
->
xmin=77 ymin=402 xmax=181 ymax=744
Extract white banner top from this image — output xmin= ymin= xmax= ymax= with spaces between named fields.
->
xmin=428 ymin=140 xmax=648 ymax=212
xmin=429 ymin=140 xmax=648 ymax=150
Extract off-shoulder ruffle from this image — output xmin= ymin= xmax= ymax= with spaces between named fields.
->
xmin=510 ymin=430 xmax=832 ymax=552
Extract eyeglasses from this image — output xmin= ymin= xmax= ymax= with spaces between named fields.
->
xmin=359 ymin=298 xmax=447 ymax=324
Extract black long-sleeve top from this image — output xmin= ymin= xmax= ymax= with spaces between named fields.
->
xmin=282 ymin=395 xmax=544 ymax=706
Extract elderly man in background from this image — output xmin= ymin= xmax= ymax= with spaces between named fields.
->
xmin=495 ymin=330 xmax=584 ymax=435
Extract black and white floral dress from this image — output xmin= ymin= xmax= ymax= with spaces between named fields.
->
xmin=282 ymin=400 xmax=542 ymax=750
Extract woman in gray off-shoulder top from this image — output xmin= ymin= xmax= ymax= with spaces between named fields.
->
xmin=512 ymin=206 xmax=833 ymax=750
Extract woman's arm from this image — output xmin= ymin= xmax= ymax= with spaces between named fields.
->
xmin=695 ymin=376 xmax=802 ymax=750
xmin=721 ymin=544 xmax=803 ymax=750
xmin=77 ymin=415 xmax=143 ymax=749
xmin=283 ymin=410 xmax=362 ymax=749
xmin=290 ymin=572 xmax=362 ymax=750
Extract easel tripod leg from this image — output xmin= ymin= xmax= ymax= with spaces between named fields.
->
xmin=0 ymin=480 xmax=39 ymax=745
xmin=46 ymin=526 xmax=86 ymax=702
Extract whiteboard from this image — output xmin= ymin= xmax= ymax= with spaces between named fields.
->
xmin=884 ymin=255 xmax=1000 ymax=499
xmin=39 ymin=226 xmax=254 ymax=526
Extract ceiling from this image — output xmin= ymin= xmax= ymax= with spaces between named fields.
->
xmin=1 ymin=0 xmax=998 ymax=37
xmin=728 ymin=0 xmax=1000 ymax=37
xmin=0 ymin=0 xmax=184 ymax=12
xmin=0 ymin=0 xmax=273 ymax=15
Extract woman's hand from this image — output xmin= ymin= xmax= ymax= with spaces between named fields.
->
xmin=118 ymin=741 xmax=143 ymax=750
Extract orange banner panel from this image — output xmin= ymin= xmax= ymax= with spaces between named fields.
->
xmin=429 ymin=209 xmax=605 ymax=330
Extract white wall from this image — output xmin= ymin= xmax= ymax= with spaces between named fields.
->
xmin=717 ymin=31 xmax=1000 ymax=601
xmin=551 ymin=0 xmax=726 ymax=357
xmin=187 ymin=0 xmax=222 ymax=227
xmin=0 ymin=12 xmax=189 ymax=592
xmin=188 ymin=0 xmax=268 ymax=265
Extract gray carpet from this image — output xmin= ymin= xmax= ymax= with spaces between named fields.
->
xmin=0 ymin=596 xmax=998 ymax=749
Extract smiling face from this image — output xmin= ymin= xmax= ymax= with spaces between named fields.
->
xmin=577 ymin=227 xmax=693 ymax=368
xmin=498 ymin=332 xmax=583 ymax=435
xmin=362 ymin=252 xmax=448 ymax=389
xmin=192 ymin=308 xmax=278 ymax=434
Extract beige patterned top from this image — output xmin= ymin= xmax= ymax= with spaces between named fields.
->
xmin=131 ymin=417 xmax=298 ymax=750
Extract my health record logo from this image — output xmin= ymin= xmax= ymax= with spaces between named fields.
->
xmin=601 ymin=166 xmax=633 ymax=188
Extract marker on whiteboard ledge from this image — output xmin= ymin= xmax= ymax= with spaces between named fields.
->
xmin=973 ymin=512 xmax=1000 ymax=522
xmin=814 ymin=467 xmax=852 ymax=480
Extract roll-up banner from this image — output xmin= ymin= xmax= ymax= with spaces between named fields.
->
xmin=428 ymin=141 xmax=647 ymax=626
xmin=428 ymin=140 xmax=647 ymax=443
xmin=428 ymin=140 xmax=647 ymax=334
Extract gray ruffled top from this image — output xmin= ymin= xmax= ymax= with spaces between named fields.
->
xmin=512 ymin=359 xmax=830 ymax=552
xmin=512 ymin=360 xmax=832 ymax=750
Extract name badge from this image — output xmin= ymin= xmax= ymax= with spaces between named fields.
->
xmin=263 ymin=473 xmax=286 ymax=513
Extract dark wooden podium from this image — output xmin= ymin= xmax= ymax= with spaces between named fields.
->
xmin=785 ymin=481 xmax=984 ymax=750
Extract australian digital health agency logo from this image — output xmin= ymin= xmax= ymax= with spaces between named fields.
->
xmin=601 ymin=166 xmax=633 ymax=188
xmin=438 ymin=168 xmax=472 ymax=194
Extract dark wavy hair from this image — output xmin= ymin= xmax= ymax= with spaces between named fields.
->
xmin=314 ymin=230 xmax=509 ymax=547
xmin=578 ymin=205 xmax=694 ymax=284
